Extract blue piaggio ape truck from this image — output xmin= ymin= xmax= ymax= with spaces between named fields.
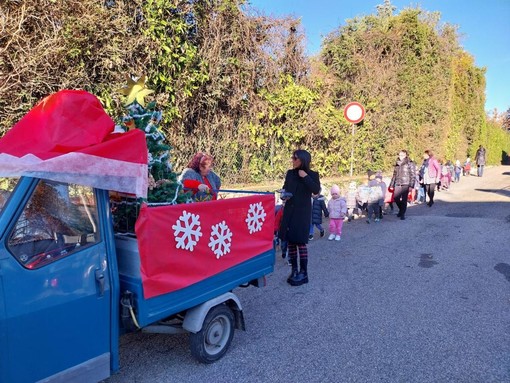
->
xmin=0 ymin=176 xmax=275 ymax=382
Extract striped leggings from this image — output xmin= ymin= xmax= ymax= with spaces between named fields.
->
xmin=288 ymin=243 xmax=308 ymax=272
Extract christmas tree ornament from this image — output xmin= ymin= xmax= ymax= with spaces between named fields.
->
xmin=118 ymin=74 xmax=154 ymax=107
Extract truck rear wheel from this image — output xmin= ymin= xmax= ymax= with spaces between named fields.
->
xmin=189 ymin=304 xmax=234 ymax=363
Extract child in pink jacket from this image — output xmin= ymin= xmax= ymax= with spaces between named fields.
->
xmin=327 ymin=184 xmax=347 ymax=241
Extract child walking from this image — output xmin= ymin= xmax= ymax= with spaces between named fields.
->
xmin=454 ymin=160 xmax=462 ymax=183
xmin=356 ymin=181 xmax=370 ymax=218
xmin=345 ymin=181 xmax=358 ymax=222
xmin=309 ymin=192 xmax=329 ymax=239
xmin=463 ymin=157 xmax=471 ymax=176
xmin=366 ymin=171 xmax=383 ymax=223
xmin=327 ymin=184 xmax=347 ymax=241
xmin=440 ymin=161 xmax=451 ymax=191
xmin=376 ymin=172 xmax=386 ymax=219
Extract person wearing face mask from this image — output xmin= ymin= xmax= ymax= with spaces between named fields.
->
xmin=179 ymin=152 xmax=221 ymax=201
xmin=278 ymin=149 xmax=321 ymax=286
xmin=389 ymin=150 xmax=416 ymax=220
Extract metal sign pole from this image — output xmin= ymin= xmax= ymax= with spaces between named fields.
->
xmin=349 ymin=123 xmax=355 ymax=177
xmin=343 ymin=102 xmax=365 ymax=178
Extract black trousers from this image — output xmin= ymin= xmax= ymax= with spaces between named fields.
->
xmin=425 ymin=183 xmax=436 ymax=203
xmin=394 ymin=185 xmax=409 ymax=216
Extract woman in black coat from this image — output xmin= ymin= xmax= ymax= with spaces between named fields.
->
xmin=279 ymin=149 xmax=321 ymax=286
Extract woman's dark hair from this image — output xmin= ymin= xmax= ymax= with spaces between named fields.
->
xmin=293 ymin=149 xmax=311 ymax=172
xmin=187 ymin=152 xmax=213 ymax=173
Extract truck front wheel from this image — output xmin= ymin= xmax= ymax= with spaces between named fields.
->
xmin=189 ymin=304 xmax=235 ymax=363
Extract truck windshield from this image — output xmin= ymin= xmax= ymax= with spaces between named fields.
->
xmin=7 ymin=179 xmax=100 ymax=269
xmin=0 ymin=177 xmax=19 ymax=214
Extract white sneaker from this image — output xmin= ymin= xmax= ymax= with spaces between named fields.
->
xmin=335 ymin=235 xmax=341 ymax=241
xmin=328 ymin=234 xmax=335 ymax=241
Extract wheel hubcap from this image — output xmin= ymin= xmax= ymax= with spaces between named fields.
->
xmin=204 ymin=315 xmax=230 ymax=355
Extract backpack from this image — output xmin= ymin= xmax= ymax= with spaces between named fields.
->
xmin=368 ymin=184 xmax=383 ymax=203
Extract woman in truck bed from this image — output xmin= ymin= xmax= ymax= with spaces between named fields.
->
xmin=179 ymin=152 xmax=221 ymax=201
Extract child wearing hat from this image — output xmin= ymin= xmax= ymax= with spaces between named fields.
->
xmin=375 ymin=172 xmax=387 ymax=219
xmin=327 ymin=184 xmax=347 ymax=241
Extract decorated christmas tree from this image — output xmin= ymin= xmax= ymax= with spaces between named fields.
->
xmin=112 ymin=75 xmax=189 ymax=232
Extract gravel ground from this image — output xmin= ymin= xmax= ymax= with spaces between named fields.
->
xmin=104 ymin=165 xmax=510 ymax=383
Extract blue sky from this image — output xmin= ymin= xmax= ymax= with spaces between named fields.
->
xmin=248 ymin=0 xmax=510 ymax=114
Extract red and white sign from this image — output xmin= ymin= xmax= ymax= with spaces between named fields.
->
xmin=136 ymin=194 xmax=275 ymax=298
xmin=344 ymin=102 xmax=365 ymax=124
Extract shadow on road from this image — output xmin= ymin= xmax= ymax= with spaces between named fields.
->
xmin=494 ymin=263 xmax=510 ymax=283
xmin=474 ymin=188 xmax=510 ymax=198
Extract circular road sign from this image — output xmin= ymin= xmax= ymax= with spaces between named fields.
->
xmin=344 ymin=102 xmax=365 ymax=124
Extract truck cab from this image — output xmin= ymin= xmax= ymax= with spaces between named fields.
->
xmin=0 ymin=177 xmax=114 ymax=382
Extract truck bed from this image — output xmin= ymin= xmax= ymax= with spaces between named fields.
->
xmin=114 ymin=234 xmax=274 ymax=328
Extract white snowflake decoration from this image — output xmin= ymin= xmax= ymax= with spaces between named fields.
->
xmin=245 ymin=202 xmax=266 ymax=234
xmin=208 ymin=221 xmax=233 ymax=259
xmin=172 ymin=210 xmax=202 ymax=251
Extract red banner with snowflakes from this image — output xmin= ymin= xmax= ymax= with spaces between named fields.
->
xmin=135 ymin=194 xmax=275 ymax=299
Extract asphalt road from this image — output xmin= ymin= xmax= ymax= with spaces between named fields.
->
xmin=104 ymin=165 xmax=510 ymax=383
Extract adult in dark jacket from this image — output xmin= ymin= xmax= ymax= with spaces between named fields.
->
xmin=279 ymin=149 xmax=321 ymax=286
xmin=389 ymin=150 xmax=416 ymax=220
xmin=475 ymin=145 xmax=486 ymax=177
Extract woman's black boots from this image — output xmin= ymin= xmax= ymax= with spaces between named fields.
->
xmin=288 ymin=257 xmax=308 ymax=286
xmin=287 ymin=256 xmax=299 ymax=284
